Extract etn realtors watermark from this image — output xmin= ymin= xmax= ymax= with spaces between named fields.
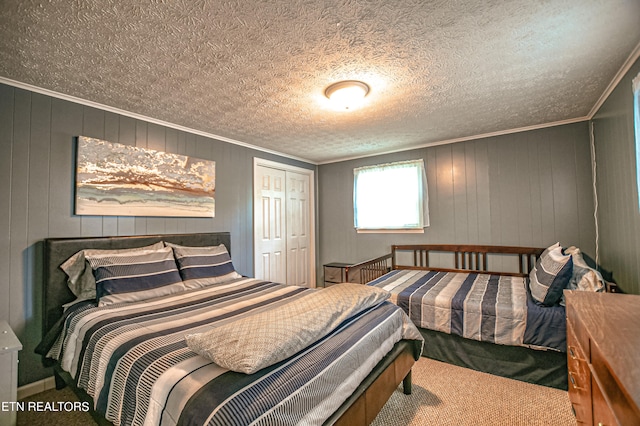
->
xmin=1 ymin=400 xmax=90 ymax=412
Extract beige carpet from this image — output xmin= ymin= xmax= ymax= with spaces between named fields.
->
xmin=17 ymin=357 xmax=575 ymax=426
xmin=371 ymin=358 xmax=574 ymax=426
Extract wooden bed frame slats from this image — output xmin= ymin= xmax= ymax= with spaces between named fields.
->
xmin=351 ymin=244 xmax=545 ymax=284
xmin=393 ymin=244 xmax=544 ymax=278
xmin=346 ymin=253 xmax=393 ymax=284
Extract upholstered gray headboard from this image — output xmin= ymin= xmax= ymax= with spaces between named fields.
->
xmin=42 ymin=232 xmax=232 ymax=336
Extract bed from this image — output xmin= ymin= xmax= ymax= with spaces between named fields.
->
xmin=350 ymin=243 xmax=605 ymax=390
xmin=35 ymin=232 xmax=423 ymax=426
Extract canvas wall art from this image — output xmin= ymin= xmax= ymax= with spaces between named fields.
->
xmin=75 ymin=136 xmax=216 ymax=217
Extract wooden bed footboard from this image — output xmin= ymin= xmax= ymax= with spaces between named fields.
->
xmin=346 ymin=253 xmax=393 ymax=284
xmin=350 ymin=244 xmax=545 ymax=283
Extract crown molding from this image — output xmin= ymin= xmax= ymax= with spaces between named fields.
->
xmin=0 ymin=76 xmax=318 ymax=165
xmin=319 ymin=116 xmax=589 ymax=164
xmin=588 ymin=39 xmax=640 ymax=118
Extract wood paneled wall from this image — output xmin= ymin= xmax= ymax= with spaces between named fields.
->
xmin=592 ymin=58 xmax=640 ymax=295
xmin=0 ymin=83 xmax=315 ymax=386
xmin=318 ymin=122 xmax=596 ymax=281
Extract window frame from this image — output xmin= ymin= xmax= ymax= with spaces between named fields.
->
xmin=353 ymin=159 xmax=429 ymax=233
xmin=634 ymin=72 xmax=640 ymax=212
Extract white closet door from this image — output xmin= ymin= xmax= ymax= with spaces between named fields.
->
xmin=254 ymin=165 xmax=286 ymax=284
xmin=254 ymin=158 xmax=315 ymax=287
xmin=286 ymin=171 xmax=310 ymax=287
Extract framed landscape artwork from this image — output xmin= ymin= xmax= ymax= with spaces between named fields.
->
xmin=75 ymin=136 xmax=216 ymax=217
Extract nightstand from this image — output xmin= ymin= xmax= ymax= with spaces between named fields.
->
xmin=0 ymin=321 xmax=22 ymax=426
xmin=323 ymin=262 xmax=353 ymax=287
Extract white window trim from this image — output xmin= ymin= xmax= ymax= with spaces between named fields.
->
xmin=634 ymin=72 xmax=640 ymax=212
xmin=353 ymin=159 xmax=429 ymax=233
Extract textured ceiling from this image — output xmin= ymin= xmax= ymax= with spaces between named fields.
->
xmin=1 ymin=0 xmax=639 ymax=164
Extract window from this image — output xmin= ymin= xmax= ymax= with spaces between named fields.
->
xmin=353 ymin=159 xmax=429 ymax=232
xmin=634 ymin=72 xmax=640 ymax=211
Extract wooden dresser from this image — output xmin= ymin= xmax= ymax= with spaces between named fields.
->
xmin=565 ymin=291 xmax=640 ymax=425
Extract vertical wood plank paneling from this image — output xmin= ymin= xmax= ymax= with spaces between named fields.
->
xmin=435 ymin=145 xmax=454 ymax=244
xmin=550 ymin=127 xmax=581 ymax=247
xmin=496 ymin=137 xmax=521 ymax=246
xmin=526 ymin=132 xmax=544 ymax=248
xmin=598 ymin=116 xmax=624 ymax=278
xmin=236 ymin=145 xmax=255 ymax=274
xmin=27 ymin=94 xmax=52 ymax=240
xmin=463 ymin=142 xmax=479 ymax=244
xmin=27 ymin=94 xmax=52 ymax=246
xmin=487 ymin=138 xmax=504 ymax=245
xmin=474 ymin=139 xmax=491 ymax=243
xmin=211 ymin=140 xmax=228 ymax=233
xmin=614 ymin=110 xmax=636 ymax=281
xmin=49 ymin=98 xmax=82 ymax=237
xmin=536 ymin=132 xmax=557 ymax=245
xmin=22 ymin=93 xmax=52 ymax=385
xmin=515 ymin=136 xmax=533 ymax=245
xmin=571 ymin=125 xmax=595 ymax=255
xmin=82 ymin=106 xmax=105 ymax=139
xmin=10 ymin=89 xmax=31 ymax=330
xmin=147 ymin=123 xmax=165 ymax=151
xmin=0 ymin=85 xmax=13 ymax=325
xmin=592 ymin=54 xmax=639 ymax=294
xmin=104 ymin=111 xmax=120 ymax=142
xmin=452 ymin=143 xmax=468 ymax=243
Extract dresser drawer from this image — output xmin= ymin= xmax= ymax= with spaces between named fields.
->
xmin=566 ymin=312 xmax=590 ymax=357
xmin=566 ymin=319 xmax=592 ymax=424
xmin=568 ymin=362 xmax=592 ymax=423
xmin=325 ymin=266 xmax=346 ymax=283
xmin=591 ymin=375 xmax=619 ymax=426
xmin=591 ymin=342 xmax=640 ymax=425
xmin=565 ymin=292 xmax=640 ymax=426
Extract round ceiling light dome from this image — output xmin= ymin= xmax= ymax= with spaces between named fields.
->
xmin=325 ymin=80 xmax=370 ymax=111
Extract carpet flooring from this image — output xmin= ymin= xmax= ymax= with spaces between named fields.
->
xmin=17 ymin=357 xmax=575 ymax=425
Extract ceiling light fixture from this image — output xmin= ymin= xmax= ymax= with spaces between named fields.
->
xmin=325 ymin=80 xmax=370 ymax=111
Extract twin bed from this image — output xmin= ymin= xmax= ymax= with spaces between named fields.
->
xmin=36 ymin=233 xmax=423 ymax=426
xmin=352 ymin=244 xmax=602 ymax=390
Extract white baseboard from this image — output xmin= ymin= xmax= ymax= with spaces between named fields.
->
xmin=17 ymin=376 xmax=56 ymax=400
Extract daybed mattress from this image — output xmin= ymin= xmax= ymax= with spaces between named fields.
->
xmin=41 ymin=278 xmax=421 ymax=426
xmin=367 ymin=269 xmax=565 ymax=351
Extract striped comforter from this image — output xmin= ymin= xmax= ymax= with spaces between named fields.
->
xmin=46 ymin=278 xmax=420 ymax=426
xmin=367 ymin=269 xmax=528 ymax=347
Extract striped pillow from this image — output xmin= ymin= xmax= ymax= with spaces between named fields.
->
xmin=565 ymin=246 xmax=605 ymax=292
xmin=166 ymin=243 xmax=242 ymax=289
xmin=529 ymin=243 xmax=573 ymax=306
xmin=86 ymin=246 xmax=185 ymax=306
xmin=60 ymin=242 xmax=165 ymax=302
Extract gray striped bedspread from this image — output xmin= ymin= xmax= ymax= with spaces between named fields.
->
xmin=367 ymin=269 xmax=565 ymax=351
xmin=45 ymin=278 xmax=422 ymax=426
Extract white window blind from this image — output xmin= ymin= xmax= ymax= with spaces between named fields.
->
xmin=353 ymin=159 xmax=429 ymax=231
